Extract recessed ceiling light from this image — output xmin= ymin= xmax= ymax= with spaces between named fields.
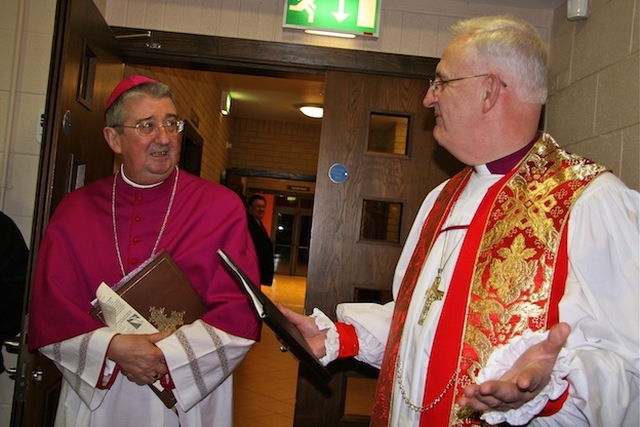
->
xmin=299 ymin=104 xmax=323 ymax=119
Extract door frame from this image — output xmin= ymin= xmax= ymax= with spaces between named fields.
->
xmin=112 ymin=27 xmax=437 ymax=81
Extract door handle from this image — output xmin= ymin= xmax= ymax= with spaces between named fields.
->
xmin=32 ymin=369 xmax=44 ymax=383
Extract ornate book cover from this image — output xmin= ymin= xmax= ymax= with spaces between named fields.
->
xmin=90 ymin=250 xmax=207 ymax=408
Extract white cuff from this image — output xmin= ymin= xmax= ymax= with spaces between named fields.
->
xmin=310 ymin=308 xmax=338 ymax=366
xmin=478 ymin=329 xmax=572 ymax=426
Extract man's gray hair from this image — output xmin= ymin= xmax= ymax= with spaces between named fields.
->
xmin=105 ymin=81 xmax=176 ymax=130
xmin=451 ymin=15 xmax=548 ymax=104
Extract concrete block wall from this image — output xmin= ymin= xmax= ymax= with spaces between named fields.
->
xmin=1 ymin=0 xmax=55 ymax=244
xmin=547 ymin=0 xmax=639 ymax=189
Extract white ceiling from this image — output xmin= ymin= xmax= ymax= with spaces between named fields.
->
xmin=213 ymin=0 xmax=566 ymax=124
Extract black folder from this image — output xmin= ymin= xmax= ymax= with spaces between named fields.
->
xmin=217 ymin=249 xmax=331 ymax=382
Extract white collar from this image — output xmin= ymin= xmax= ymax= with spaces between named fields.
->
xmin=120 ymin=165 xmax=165 ymax=189
xmin=473 ymin=164 xmax=494 ymax=176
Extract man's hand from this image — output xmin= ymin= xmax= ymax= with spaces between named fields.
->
xmin=458 ymin=322 xmax=571 ymax=413
xmin=278 ymin=304 xmax=328 ymax=358
xmin=107 ymin=329 xmax=172 ymax=385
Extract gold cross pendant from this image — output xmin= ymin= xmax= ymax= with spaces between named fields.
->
xmin=417 ymin=271 xmax=444 ymax=325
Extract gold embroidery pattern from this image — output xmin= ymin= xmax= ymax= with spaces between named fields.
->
xmin=450 ymin=134 xmax=608 ymax=426
xmin=148 ymin=306 xmax=187 ymax=331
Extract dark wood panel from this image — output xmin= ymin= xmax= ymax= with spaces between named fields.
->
xmin=308 ymin=73 xmax=457 ymax=313
xmin=111 ymin=27 xmax=438 ymax=80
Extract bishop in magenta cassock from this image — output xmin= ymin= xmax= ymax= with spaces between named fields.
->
xmin=29 ymin=75 xmax=261 ymax=427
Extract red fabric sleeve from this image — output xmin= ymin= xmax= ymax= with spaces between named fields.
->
xmin=335 ymin=322 xmax=359 ymax=358
xmin=538 ymin=387 xmax=569 ymax=417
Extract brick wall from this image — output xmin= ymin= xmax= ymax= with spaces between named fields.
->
xmin=228 ymin=117 xmax=321 ymax=176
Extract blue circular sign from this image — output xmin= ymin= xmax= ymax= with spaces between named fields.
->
xmin=328 ymin=163 xmax=348 ymax=184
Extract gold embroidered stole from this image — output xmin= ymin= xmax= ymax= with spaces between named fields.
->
xmin=420 ymin=134 xmax=608 ymax=426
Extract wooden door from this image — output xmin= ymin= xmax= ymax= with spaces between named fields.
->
xmin=11 ymin=0 xmax=123 ymax=425
xmin=293 ymin=71 xmax=463 ymax=426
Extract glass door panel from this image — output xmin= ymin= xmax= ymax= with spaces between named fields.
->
xmin=274 ymin=212 xmax=295 ymax=275
xmin=274 ymin=210 xmax=312 ymax=276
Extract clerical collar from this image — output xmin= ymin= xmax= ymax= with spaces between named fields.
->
xmin=482 ymin=133 xmax=539 ymax=175
xmin=120 ymin=165 xmax=166 ymax=189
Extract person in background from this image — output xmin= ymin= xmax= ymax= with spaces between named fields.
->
xmin=28 ymin=75 xmax=261 ymax=427
xmin=0 ymin=211 xmax=28 ymax=374
xmin=282 ymin=14 xmax=639 ymax=427
xmin=246 ymin=194 xmax=275 ymax=286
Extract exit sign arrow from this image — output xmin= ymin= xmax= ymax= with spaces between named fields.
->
xmin=332 ymin=0 xmax=349 ymax=23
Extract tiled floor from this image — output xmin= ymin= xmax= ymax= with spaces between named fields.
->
xmin=232 ymin=275 xmax=305 ymax=427
xmin=232 ymin=275 xmax=375 ymax=427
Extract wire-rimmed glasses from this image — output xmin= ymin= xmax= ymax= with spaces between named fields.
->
xmin=113 ymin=119 xmax=185 ymax=137
xmin=428 ymin=74 xmax=508 ymax=95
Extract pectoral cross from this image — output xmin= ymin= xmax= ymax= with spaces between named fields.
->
xmin=417 ymin=269 xmax=444 ymax=325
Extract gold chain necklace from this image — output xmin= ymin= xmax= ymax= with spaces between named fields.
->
xmin=111 ymin=166 xmax=179 ymax=277
xmin=396 ymin=360 xmax=459 ymax=412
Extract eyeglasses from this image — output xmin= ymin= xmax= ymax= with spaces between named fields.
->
xmin=113 ymin=119 xmax=185 ymax=137
xmin=428 ymin=73 xmax=508 ymax=95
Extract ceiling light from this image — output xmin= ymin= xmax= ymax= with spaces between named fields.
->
xmin=304 ymin=29 xmax=356 ymax=39
xmin=299 ymin=104 xmax=323 ymax=119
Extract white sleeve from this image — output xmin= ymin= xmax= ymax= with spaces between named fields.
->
xmin=310 ymin=302 xmax=394 ymax=369
xmin=336 ymin=301 xmax=395 ymax=369
xmin=536 ymin=173 xmax=640 ymax=426
xmin=39 ymin=327 xmax=117 ymax=410
xmin=155 ymin=319 xmax=254 ymax=411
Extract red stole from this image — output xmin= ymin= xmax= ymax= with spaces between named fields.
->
xmin=371 ymin=134 xmax=608 ymax=427
xmin=371 ymin=168 xmax=473 ymax=426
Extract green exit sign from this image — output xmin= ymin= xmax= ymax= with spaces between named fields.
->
xmin=283 ymin=0 xmax=381 ymax=38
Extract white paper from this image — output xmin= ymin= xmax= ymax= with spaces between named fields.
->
xmin=217 ymin=249 xmax=266 ymax=318
xmin=95 ymin=282 xmax=159 ymax=334
xmin=95 ymin=283 xmax=167 ymax=397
